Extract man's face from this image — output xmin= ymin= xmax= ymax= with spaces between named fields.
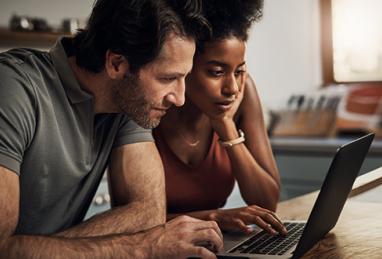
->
xmin=112 ymin=34 xmax=196 ymax=129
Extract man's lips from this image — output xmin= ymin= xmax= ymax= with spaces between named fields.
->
xmin=152 ymin=107 xmax=169 ymax=116
xmin=153 ymin=106 xmax=171 ymax=111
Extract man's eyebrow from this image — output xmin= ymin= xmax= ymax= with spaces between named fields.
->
xmin=159 ymin=72 xmax=188 ymax=77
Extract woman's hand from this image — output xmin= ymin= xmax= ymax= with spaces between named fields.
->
xmin=225 ymin=72 xmax=246 ymax=121
xmin=211 ymin=72 xmax=246 ymax=123
xmin=210 ymin=72 xmax=247 ymax=139
xmin=208 ymin=205 xmax=287 ymax=236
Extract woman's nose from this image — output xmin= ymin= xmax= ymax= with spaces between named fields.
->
xmin=222 ymin=74 xmax=239 ymax=96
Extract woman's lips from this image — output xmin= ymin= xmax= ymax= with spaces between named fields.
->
xmin=215 ymin=100 xmax=234 ymax=112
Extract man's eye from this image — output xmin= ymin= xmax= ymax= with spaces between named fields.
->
xmin=161 ymin=77 xmax=177 ymax=82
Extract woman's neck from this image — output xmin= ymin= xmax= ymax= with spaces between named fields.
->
xmin=175 ymin=97 xmax=209 ymax=131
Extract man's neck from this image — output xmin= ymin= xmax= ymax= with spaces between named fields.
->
xmin=67 ymin=57 xmax=116 ymax=113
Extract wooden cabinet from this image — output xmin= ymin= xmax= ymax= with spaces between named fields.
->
xmin=0 ymin=27 xmax=69 ymax=48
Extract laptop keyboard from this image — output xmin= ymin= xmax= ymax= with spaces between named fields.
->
xmin=229 ymin=222 xmax=305 ymax=255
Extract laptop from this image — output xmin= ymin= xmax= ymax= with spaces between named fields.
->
xmin=217 ymin=133 xmax=374 ymax=259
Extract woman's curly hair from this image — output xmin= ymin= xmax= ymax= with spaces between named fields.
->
xmin=199 ymin=0 xmax=263 ymax=50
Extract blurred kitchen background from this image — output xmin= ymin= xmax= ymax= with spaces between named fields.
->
xmin=0 ymin=0 xmax=381 ymax=217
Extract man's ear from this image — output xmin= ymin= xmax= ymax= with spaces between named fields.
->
xmin=105 ymin=50 xmax=129 ymax=80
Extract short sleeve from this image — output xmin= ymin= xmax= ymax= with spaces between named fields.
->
xmin=0 ymin=60 xmax=36 ymax=175
xmin=112 ymin=115 xmax=154 ymax=148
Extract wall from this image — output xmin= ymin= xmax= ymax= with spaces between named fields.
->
xmin=247 ymin=0 xmax=322 ymax=109
xmin=0 ymin=0 xmax=323 ymax=107
xmin=0 ymin=0 xmax=93 ymax=27
xmin=0 ymin=0 xmax=324 ymax=208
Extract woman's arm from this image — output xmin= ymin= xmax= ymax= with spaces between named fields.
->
xmin=211 ymin=74 xmax=280 ymax=211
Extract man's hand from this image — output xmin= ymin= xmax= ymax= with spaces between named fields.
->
xmin=208 ymin=206 xmax=287 ymax=236
xmin=143 ymin=215 xmax=224 ymax=259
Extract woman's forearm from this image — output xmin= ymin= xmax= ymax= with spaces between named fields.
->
xmin=225 ymin=143 xmax=280 ymax=211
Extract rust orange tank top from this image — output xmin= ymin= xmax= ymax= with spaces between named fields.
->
xmin=154 ymin=130 xmax=235 ymax=213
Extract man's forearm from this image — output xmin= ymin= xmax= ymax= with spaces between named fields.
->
xmin=0 ymin=232 xmax=148 ymax=259
xmin=167 ymin=210 xmax=216 ymax=222
xmin=55 ymin=200 xmax=165 ymax=238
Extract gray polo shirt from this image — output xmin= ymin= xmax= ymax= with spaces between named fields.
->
xmin=0 ymin=38 xmax=154 ymax=235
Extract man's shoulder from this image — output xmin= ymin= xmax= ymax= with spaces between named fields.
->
xmin=0 ymin=48 xmax=53 ymax=76
xmin=0 ymin=49 xmax=51 ymax=105
xmin=0 ymin=48 xmax=57 ymax=95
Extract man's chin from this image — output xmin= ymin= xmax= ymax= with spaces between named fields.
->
xmin=134 ymin=117 xmax=161 ymax=129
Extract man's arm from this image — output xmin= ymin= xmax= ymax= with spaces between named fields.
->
xmin=0 ymin=165 xmax=144 ymax=258
xmin=0 ymin=166 xmax=223 ymax=258
xmin=108 ymin=142 xmax=166 ymax=229
xmin=55 ymin=142 xmax=165 ymax=238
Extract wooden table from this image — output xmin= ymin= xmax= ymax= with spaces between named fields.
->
xmin=276 ymin=166 xmax=382 ymax=258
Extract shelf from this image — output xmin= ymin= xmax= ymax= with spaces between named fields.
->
xmin=0 ymin=27 xmax=71 ymax=47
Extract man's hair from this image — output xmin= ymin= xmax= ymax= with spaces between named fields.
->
xmin=72 ymin=0 xmax=210 ymax=73
xmin=198 ymin=0 xmax=263 ymax=51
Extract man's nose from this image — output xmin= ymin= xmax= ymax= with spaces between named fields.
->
xmin=166 ymin=81 xmax=185 ymax=107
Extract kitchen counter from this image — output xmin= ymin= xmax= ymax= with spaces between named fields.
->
xmin=270 ymin=135 xmax=382 ymax=200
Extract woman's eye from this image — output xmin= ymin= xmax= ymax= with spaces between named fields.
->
xmin=208 ymin=70 xmax=224 ymax=77
xmin=235 ymin=70 xmax=246 ymax=77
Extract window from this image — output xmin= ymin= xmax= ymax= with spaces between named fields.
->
xmin=321 ymin=0 xmax=382 ymax=83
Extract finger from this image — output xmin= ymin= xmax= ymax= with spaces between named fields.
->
xmin=191 ymin=228 xmax=224 ymax=253
xmin=259 ymin=208 xmax=284 ymax=226
xmin=247 ymin=207 xmax=287 ymax=234
xmin=230 ymin=212 xmax=271 ymax=234
xmin=186 ymin=246 xmax=217 ymax=259
xmin=240 ymin=71 xmax=247 ymax=89
xmin=263 ymin=213 xmax=288 ymax=235
xmin=193 ymin=220 xmax=223 ymax=241
xmin=250 ymin=216 xmax=278 ymax=235
xmin=213 ymin=210 xmax=253 ymax=232
xmin=255 ymin=211 xmax=287 ymax=235
xmin=172 ymin=215 xmax=224 ymax=239
xmin=232 ymin=218 xmax=253 ymax=234
xmin=170 ymin=217 xmax=223 ymax=255
xmin=228 ymin=210 xmax=285 ymax=236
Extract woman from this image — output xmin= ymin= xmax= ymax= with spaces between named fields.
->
xmin=154 ymin=0 xmax=286 ymax=235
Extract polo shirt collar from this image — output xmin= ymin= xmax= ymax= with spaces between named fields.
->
xmin=50 ymin=37 xmax=93 ymax=104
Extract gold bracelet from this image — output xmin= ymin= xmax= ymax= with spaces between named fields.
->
xmin=218 ymin=129 xmax=245 ymax=148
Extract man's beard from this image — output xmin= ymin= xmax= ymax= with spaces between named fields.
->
xmin=113 ymin=72 xmax=161 ymax=129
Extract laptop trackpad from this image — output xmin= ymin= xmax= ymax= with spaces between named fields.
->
xmin=223 ymin=225 xmax=263 ymax=251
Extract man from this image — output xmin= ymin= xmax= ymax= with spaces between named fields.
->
xmin=0 ymin=0 xmax=223 ymax=258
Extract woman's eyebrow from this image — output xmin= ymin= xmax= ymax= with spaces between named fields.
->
xmin=237 ymin=61 xmax=246 ymax=68
xmin=205 ymin=60 xmax=246 ymax=68
xmin=205 ymin=60 xmax=226 ymax=66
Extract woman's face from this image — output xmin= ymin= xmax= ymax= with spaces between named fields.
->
xmin=186 ymin=37 xmax=246 ymax=117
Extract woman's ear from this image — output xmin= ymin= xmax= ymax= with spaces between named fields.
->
xmin=105 ymin=50 xmax=129 ymax=79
